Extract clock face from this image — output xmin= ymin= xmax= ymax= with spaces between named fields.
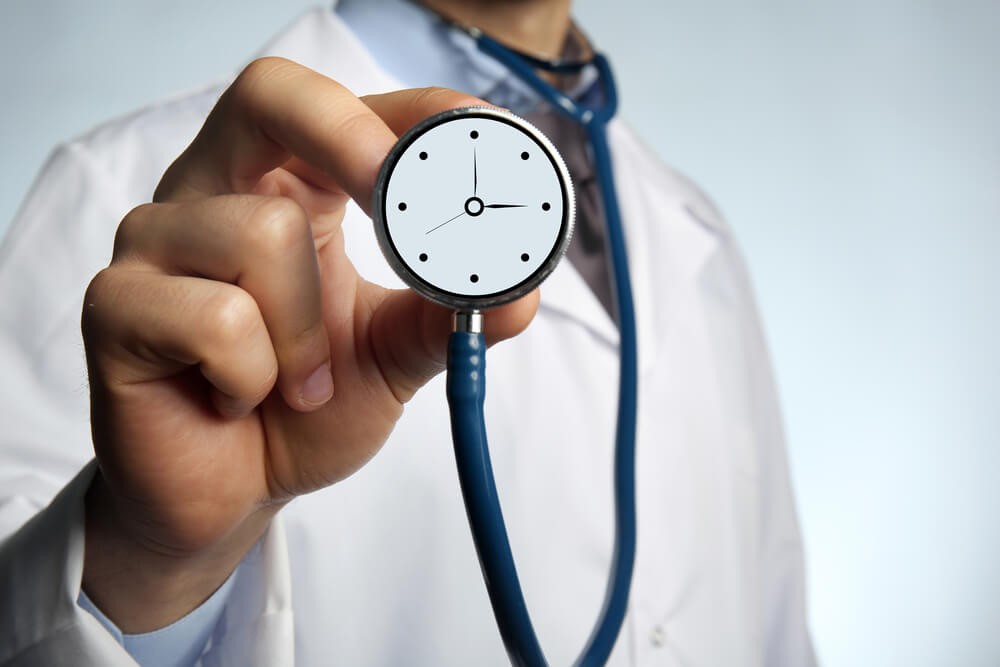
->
xmin=373 ymin=107 xmax=575 ymax=309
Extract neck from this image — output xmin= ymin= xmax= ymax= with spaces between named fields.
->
xmin=417 ymin=0 xmax=573 ymax=59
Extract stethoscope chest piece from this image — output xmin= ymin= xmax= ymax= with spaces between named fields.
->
xmin=372 ymin=107 xmax=575 ymax=311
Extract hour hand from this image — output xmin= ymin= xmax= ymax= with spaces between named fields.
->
xmin=484 ymin=203 xmax=526 ymax=209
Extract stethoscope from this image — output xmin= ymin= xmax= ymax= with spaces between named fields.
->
xmin=456 ymin=27 xmax=639 ymax=667
xmin=388 ymin=8 xmax=639 ymax=666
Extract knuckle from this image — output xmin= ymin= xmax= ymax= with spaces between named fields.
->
xmin=112 ymin=203 xmax=157 ymax=262
xmin=84 ymin=266 xmax=115 ymax=299
xmin=411 ymin=86 xmax=479 ymax=114
xmin=81 ymin=267 xmax=122 ymax=337
xmin=239 ymin=56 xmax=287 ymax=84
xmin=245 ymin=196 xmax=310 ymax=256
xmin=203 ymin=286 xmax=264 ymax=350
xmin=232 ymin=57 xmax=301 ymax=109
xmin=414 ymin=85 xmax=451 ymax=102
xmin=320 ymin=94 xmax=379 ymax=137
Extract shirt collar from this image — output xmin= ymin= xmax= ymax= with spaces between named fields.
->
xmin=335 ymin=0 xmax=598 ymax=114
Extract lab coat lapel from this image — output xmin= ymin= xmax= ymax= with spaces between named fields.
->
xmin=608 ymin=119 xmax=723 ymax=375
xmin=535 ymin=120 xmax=724 ymax=376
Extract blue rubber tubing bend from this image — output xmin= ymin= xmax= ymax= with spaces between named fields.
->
xmin=446 ymin=112 xmax=639 ymax=667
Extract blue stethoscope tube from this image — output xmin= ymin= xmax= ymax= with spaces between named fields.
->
xmin=445 ymin=30 xmax=639 ymax=667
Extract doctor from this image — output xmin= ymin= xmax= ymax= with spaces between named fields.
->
xmin=0 ymin=1 xmax=815 ymax=665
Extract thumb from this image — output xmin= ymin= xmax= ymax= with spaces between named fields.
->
xmin=366 ymin=286 xmax=540 ymax=403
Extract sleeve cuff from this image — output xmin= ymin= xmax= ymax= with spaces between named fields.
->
xmin=78 ymin=564 xmax=238 ymax=667
xmin=0 ymin=460 xmax=295 ymax=667
xmin=0 ymin=460 xmax=136 ymax=665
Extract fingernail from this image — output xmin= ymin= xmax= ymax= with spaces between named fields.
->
xmin=300 ymin=364 xmax=334 ymax=406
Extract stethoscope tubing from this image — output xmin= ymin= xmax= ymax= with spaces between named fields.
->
xmin=446 ymin=30 xmax=639 ymax=667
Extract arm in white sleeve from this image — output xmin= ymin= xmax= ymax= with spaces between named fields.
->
xmin=0 ymin=140 xmax=295 ymax=666
xmin=0 ymin=462 xmax=136 ymax=665
xmin=0 ymin=460 xmax=294 ymax=666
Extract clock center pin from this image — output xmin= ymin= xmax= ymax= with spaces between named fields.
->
xmin=464 ymin=196 xmax=485 ymax=217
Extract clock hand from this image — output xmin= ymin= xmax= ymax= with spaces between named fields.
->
xmin=484 ymin=204 xmax=527 ymax=208
xmin=425 ymin=210 xmax=467 ymax=235
xmin=473 ymin=147 xmax=478 ymax=196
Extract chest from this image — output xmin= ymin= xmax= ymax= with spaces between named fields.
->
xmin=283 ymin=292 xmax=764 ymax=665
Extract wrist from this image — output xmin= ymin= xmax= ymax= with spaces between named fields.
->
xmin=82 ymin=470 xmax=280 ymax=633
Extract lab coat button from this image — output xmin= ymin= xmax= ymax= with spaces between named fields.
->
xmin=649 ymin=624 xmax=667 ymax=648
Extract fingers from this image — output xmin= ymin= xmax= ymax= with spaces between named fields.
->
xmin=108 ymin=196 xmax=333 ymax=412
xmin=367 ymin=287 xmax=541 ymax=403
xmin=112 ymin=59 xmax=502 ymax=417
xmin=83 ymin=269 xmax=279 ymax=419
xmin=155 ymin=57 xmax=483 ymax=214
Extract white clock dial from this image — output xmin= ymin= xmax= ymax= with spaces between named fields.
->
xmin=373 ymin=108 xmax=574 ymax=309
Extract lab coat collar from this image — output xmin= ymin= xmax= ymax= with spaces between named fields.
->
xmin=249 ymin=8 xmax=724 ymax=376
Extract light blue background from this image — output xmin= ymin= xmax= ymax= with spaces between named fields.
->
xmin=1 ymin=1 xmax=997 ymax=665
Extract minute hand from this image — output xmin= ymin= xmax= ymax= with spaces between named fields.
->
xmin=484 ymin=204 xmax=526 ymax=208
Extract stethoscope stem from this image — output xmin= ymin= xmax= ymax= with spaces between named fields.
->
xmin=453 ymin=310 xmax=483 ymax=334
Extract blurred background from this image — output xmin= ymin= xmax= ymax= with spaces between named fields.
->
xmin=1 ymin=1 xmax=997 ymax=664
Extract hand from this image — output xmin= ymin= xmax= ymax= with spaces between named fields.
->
xmin=80 ymin=57 xmax=539 ymax=632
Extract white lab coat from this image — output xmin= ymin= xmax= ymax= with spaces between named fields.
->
xmin=0 ymin=8 xmax=815 ymax=667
